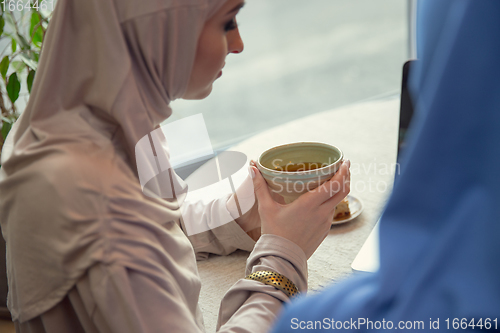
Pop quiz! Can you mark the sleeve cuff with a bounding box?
[246,234,308,292]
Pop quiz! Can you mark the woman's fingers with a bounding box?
[250,159,350,259]
[321,180,350,209]
[250,166,276,212]
[299,159,351,207]
[321,165,350,208]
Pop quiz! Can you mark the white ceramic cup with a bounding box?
[256,142,343,204]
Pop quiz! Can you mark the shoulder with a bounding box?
[1,141,137,225]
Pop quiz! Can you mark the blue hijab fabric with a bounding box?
[271,0,500,331]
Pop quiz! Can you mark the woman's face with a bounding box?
[183,0,245,100]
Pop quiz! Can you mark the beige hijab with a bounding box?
[0,0,227,322]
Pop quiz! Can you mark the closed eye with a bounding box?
[224,18,237,32]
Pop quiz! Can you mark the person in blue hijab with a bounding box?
[270,0,500,331]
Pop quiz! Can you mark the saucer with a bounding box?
[332,194,363,225]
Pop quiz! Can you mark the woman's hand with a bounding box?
[250,160,350,259]
[234,162,285,241]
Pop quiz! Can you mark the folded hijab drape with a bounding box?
[2,0,226,165]
[271,0,500,330]
[0,0,227,322]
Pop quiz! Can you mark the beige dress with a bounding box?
[2,129,309,333]
[2,133,307,333]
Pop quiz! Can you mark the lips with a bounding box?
[216,63,225,79]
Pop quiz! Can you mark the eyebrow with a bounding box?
[227,1,245,15]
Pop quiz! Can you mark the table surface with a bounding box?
[0,97,399,332]
[197,97,400,332]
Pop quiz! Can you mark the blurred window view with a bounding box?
[168,0,410,150]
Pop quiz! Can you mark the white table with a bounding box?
[197,97,400,332]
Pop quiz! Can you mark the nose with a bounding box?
[228,28,244,54]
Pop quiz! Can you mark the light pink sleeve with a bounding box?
[180,193,257,260]
[217,234,308,332]
[74,235,306,333]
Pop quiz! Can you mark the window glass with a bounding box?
[169,0,408,150]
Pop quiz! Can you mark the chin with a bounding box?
[184,86,213,100]
[198,87,213,100]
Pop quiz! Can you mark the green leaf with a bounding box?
[27,69,35,93]
[11,38,16,53]
[7,73,20,104]
[30,12,41,32]
[30,12,44,47]
[20,54,37,70]
[5,13,14,29]
[19,34,30,50]
[10,32,30,51]
[0,16,5,36]
[1,121,12,141]
[11,60,25,73]
[0,56,9,79]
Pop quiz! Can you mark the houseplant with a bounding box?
[0,2,52,166]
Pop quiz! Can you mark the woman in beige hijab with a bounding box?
[0,0,350,332]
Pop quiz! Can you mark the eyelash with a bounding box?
[224,19,237,32]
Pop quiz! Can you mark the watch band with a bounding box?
[245,270,299,298]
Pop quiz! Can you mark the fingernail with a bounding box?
[344,159,351,167]
[249,166,256,179]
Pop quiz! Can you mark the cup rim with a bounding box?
[257,141,344,176]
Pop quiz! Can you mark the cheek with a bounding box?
[197,31,227,76]
[184,27,228,99]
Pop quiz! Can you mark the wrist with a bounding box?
[245,271,299,298]
[246,227,261,242]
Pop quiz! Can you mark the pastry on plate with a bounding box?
[334,198,350,219]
